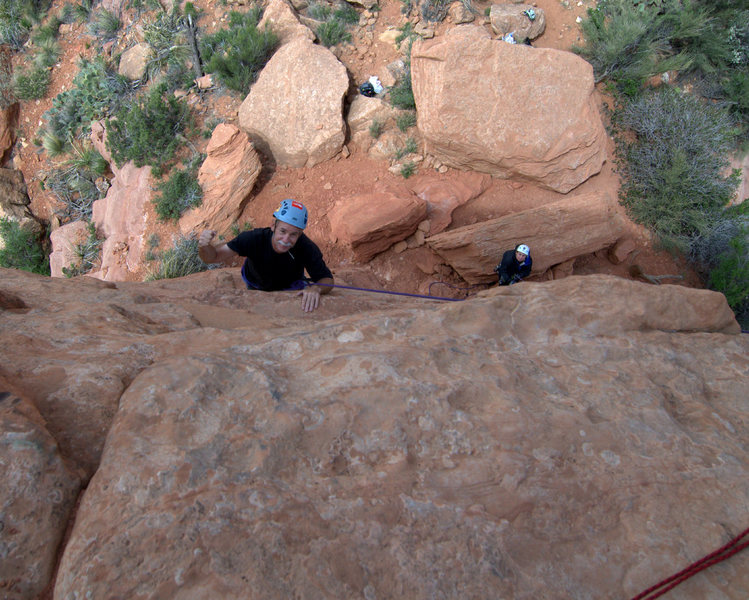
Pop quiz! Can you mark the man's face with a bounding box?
[515,251,527,262]
[271,220,303,253]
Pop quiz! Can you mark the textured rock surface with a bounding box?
[409,172,492,235]
[49,220,91,278]
[0,168,39,236]
[117,42,151,81]
[259,0,316,45]
[90,160,151,281]
[1,268,747,600]
[238,38,348,168]
[0,102,18,166]
[346,95,397,151]
[411,26,607,193]
[328,181,427,261]
[179,124,262,236]
[0,392,81,599]
[88,121,152,281]
[427,190,626,282]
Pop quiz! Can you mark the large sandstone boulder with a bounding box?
[427,190,626,282]
[0,392,81,599]
[179,124,262,236]
[238,38,349,168]
[411,26,607,193]
[328,181,427,261]
[258,0,315,45]
[118,42,152,81]
[91,161,151,281]
[1,268,747,598]
[0,270,737,599]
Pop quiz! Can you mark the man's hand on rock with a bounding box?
[298,285,322,313]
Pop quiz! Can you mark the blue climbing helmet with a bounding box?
[273,199,308,230]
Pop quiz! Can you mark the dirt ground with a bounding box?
[9,0,701,297]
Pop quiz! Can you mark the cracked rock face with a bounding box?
[1,268,747,599]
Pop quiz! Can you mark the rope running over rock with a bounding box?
[631,526,749,600]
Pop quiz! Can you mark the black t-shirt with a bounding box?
[227,228,333,291]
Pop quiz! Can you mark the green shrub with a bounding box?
[61,221,101,277]
[575,0,749,140]
[33,37,60,69]
[307,2,332,21]
[614,87,739,241]
[68,142,108,175]
[307,1,358,48]
[12,65,51,100]
[389,36,416,110]
[41,129,65,156]
[317,19,350,47]
[31,18,60,45]
[88,8,120,41]
[153,158,203,221]
[200,9,279,94]
[106,84,191,170]
[0,217,49,275]
[394,137,418,160]
[143,7,193,86]
[574,1,663,86]
[229,221,253,238]
[0,0,52,50]
[72,0,94,22]
[333,3,359,25]
[369,119,383,138]
[400,161,416,178]
[146,236,216,280]
[389,74,415,110]
[396,111,416,132]
[708,230,749,327]
[395,22,416,49]
[45,56,133,145]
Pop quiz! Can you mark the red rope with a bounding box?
[631,526,749,600]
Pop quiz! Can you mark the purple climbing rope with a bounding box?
[309,281,467,302]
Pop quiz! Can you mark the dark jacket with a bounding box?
[496,249,532,285]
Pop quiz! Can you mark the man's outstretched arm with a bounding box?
[198,229,239,264]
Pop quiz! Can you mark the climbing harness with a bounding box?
[630,526,749,600]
